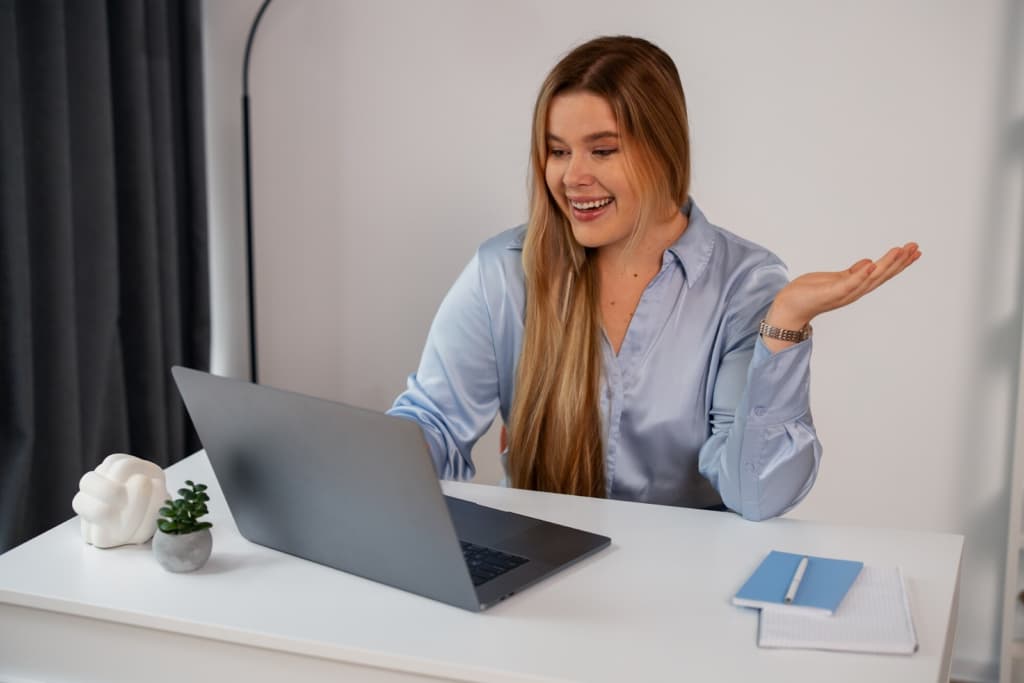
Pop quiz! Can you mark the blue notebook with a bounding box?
[732,550,863,615]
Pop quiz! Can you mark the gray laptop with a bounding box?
[171,366,610,612]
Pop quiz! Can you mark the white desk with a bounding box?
[0,451,962,683]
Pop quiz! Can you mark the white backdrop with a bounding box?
[203,1,1024,679]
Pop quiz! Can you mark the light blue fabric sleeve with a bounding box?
[387,251,500,480]
[697,265,822,521]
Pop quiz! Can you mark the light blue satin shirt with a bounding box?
[388,199,821,520]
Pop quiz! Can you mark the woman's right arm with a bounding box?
[387,251,501,480]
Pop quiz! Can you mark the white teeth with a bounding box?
[570,197,613,210]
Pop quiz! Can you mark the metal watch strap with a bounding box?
[758,319,812,343]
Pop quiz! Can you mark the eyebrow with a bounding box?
[547,131,620,144]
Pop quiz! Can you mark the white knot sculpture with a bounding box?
[71,453,170,548]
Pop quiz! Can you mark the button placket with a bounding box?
[603,339,624,495]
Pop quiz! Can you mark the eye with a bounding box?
[593,148,618,158]
[548,148,568,159]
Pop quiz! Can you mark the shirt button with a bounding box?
[745,463,756,473]
[753,407,766,417]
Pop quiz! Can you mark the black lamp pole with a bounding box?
[242,0,274,384]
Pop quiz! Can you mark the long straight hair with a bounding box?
[507,36,692,497]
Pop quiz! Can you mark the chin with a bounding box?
[569,225,607,249]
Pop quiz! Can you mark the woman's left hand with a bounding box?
[764,242,921,335]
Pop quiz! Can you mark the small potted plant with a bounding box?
[152,480,213,572]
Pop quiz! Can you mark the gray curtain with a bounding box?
[0,0,209,553]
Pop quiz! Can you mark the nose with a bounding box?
[563,153,593,188]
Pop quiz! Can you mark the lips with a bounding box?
[567,196,614,222]
[569,197,614,210]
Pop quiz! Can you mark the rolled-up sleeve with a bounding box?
[387,251,500,480]
[697,266,822,521]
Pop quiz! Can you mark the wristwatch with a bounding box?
[758,319,812,343]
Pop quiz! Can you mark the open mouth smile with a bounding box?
[569,197,614,210]
[568,196,614,221]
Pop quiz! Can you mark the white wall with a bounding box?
[202,1,1024,679]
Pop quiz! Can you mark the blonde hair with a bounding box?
[507,36,691,497]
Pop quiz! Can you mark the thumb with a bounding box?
[848,259,875,275]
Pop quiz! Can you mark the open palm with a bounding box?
[768,243,921,330]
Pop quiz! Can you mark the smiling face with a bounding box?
[544,91,641,253]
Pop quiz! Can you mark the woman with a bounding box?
[388,36,918,520]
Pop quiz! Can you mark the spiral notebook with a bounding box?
[757,566,918,655]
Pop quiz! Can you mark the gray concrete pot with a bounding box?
[152,528,212,572]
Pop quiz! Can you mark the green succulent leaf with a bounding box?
[160,481,212,528]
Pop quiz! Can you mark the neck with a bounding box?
[594,207,688,279]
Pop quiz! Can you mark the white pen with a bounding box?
[784,556,809,604]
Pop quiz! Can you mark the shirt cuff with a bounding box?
[744,335,813,425]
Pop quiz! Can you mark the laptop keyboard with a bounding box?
[460,540,529,586]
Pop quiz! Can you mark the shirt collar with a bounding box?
[506,196,715,286]
[664,197,715,286]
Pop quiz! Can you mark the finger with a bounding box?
[876,246,905,269]
[844,248,901,296]
[848,258,874,274]
[873,249,909,283]
[807,266,870,311]
[902,244,922,264]
[831,260,873,292]
[837,258,877,284]
[893,243,919,268]
[836,278,880,308]
[885,248,919,280]
[866,246,911,283]
[832,251,901,304]
[875,244,919,283]
[836,246,918,306]
[796,246,916,313]
[806,269,875,314]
